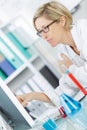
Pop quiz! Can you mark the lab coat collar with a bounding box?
[71,24,83,52]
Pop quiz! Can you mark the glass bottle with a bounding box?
[42,117,57,130]
[60,93,87,130]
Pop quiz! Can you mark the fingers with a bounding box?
[58,53,73,70]
[58,63,67,73]
[16,96,28,107]
[16,93,32,107]
[22,100,28,107]
[61,53,69,60]
[16,96,23,103]
[58,53,70,73]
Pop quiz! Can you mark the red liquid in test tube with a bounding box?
[66,70,87,95]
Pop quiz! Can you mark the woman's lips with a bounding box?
[47,39,52,43]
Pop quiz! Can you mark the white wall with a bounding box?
[73,0,87,21]
[0,0,86,39]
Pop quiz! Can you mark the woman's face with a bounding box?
[35,16,66,47]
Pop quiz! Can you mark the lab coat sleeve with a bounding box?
[68,19,87,89]
[69,63,87,89]
[44,87,62,107]
[44,74,80,107]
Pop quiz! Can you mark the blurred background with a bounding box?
[0,0,87,27]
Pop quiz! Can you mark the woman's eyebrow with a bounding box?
[37,25,46,31]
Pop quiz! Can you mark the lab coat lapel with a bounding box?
[71,25,83,52]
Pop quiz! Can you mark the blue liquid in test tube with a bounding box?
[60,93,87,129]
[43,118,57,130]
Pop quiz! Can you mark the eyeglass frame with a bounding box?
[36,19,58,37]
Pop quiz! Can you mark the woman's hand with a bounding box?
[58,53,73,73]
[16,93,33,107]
[16,92,52,107]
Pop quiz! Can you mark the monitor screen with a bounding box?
[40,65,59,89]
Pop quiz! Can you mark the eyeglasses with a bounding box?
[37,20,58,37]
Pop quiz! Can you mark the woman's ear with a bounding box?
[60,16,66,27]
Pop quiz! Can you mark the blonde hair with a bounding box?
[33,1,73,30]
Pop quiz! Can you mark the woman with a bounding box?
[17,1,87,107]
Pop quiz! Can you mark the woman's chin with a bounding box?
[50,42,59,47]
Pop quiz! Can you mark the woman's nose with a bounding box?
[41,32,48,40]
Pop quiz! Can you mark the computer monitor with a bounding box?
[0,78,34,129]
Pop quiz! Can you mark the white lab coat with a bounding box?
[44,19,87,107]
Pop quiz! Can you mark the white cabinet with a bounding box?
[0,16,60,129]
